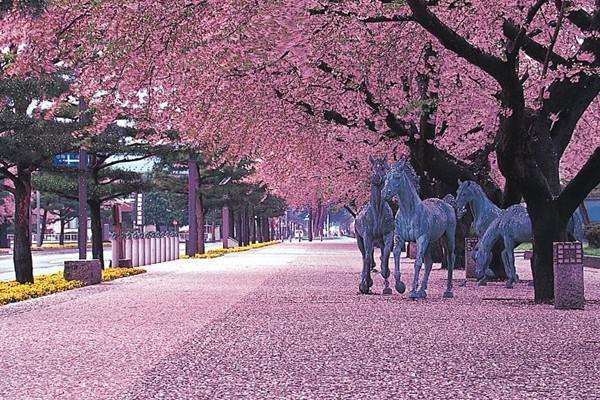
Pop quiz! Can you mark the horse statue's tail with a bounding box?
[573,209,586,243]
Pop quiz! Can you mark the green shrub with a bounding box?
[584,224,600,248]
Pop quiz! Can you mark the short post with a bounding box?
[132,233,139,268]
[166,232,172,261]
[161,234,167,262]
[150,233,157,265]
[138,232,145,266]
[156,233,163,263]
[110,233,120,269]
[124,233,133,261]
[554,242,585,310]
[465,237,479,279]
[144,234,151,265]
[174,233,179,259]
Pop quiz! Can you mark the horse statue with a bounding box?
[382,159,456,299]
[355,156,397,295]
[455,180,502,237]
[458,180,586,287]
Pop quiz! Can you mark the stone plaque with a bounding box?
[64,260,102,286]
[465,237,479,279]
[119,259,133,268]
[553,242,584,310]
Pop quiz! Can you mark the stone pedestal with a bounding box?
[144,237,151,265]
[554,242,584,310]
[64,260,102,285]
[465,237,479,279]
[119,259,132,268]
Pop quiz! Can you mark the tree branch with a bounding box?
[405,0,507,84]
[557,147,600,222]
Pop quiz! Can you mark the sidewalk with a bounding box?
[1,239,599,399]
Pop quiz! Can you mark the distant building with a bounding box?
[583,186,600,224]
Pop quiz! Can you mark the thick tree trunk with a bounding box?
[59,220,66,246]
[13,169,33,283]
[196,194,205,254]
[228,207,235,239]
[187,157,199,256]
[89,200,104,269]
[243,205,250,246]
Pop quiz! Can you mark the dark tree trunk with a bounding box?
[89,199,104,269]
[256,215,263,243]
[234,210,242,245]
[59,220,66,246]
[0,223,9,248]
[196,193,205,254]
[249,209,256,244]
[13,168,33,283]
[39,209,48,246]
[187,156,199,256]
[228,207,235,239]
[242,205,250,246]
[308,209,314,242]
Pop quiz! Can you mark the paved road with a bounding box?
[1,239,599,399]
[0,242,221,281]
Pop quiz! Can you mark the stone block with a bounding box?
[465,237,479,279]
[64,260,102,286]
[553,242,584,310]
[119,259,133,268]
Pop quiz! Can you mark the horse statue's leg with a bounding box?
[442,225,456,299]
[380,233,394,295]
[417,250,433,299]
[409,236,429,300]
[359,235,374,294]
[502,236,517,288]
[392,236,406,294]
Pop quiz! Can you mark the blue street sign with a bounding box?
[53,152,80,168]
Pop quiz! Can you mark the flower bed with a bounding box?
[0,268,146,306]
[181,240,279,260]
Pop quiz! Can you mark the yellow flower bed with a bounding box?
[181,240,279,260]
[0,268,146,306]
[102,267,146,282]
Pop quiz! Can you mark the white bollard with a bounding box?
[138,235,145,266]
[144,236,151,265]
[157,235,164,263]
[173,232,179,260]
[166,233,172,261]
[150,235,157,265]
[161,235,167,262]
[111,235,120,268]
[125,235,133,261]
[132,236,139,267]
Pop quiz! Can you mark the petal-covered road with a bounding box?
[1,239,599,399]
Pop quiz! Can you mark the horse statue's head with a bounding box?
[455,179,478,219]
[382,157,420,201]
[368,155,389,188]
